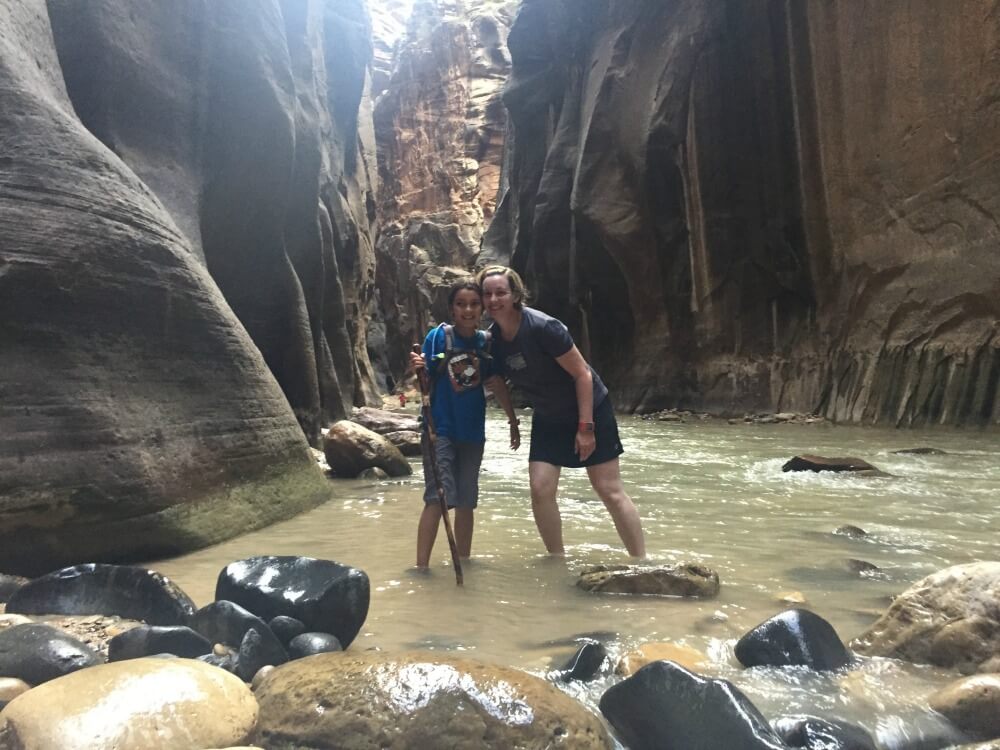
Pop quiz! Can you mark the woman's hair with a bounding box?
[447,278,482,307]
[476,265,527,309]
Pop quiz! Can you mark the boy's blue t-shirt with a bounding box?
[423,324,494,443]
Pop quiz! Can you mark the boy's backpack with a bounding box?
[433,324,492,394]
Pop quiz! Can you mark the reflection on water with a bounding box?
[152,412,999,739]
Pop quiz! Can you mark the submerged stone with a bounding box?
[928,674,1000,737]
[6,564,195,626]
[0,623,101,685]
[577,564,719,598]
[735,609,852,671]
[890,447,946,455]
[834,525,869,539]
[216,556,370,649]
[252,651,613,749]
[599,660,787,750]
[773,715,877,749]
[782,455,881,473]
[556,640,607,683]
[615,642,708,676]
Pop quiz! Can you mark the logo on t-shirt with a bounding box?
[447,351,482,392]
[505,352,527,372]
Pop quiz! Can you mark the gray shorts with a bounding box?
[422,434,485,509]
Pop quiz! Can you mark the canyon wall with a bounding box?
[485,0,1000,426]
[370,0,516,389]
[0,0,379,573]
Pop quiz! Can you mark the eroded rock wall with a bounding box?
[485,0,1000,426]
[0,0,377,574]
[371,0,516,388]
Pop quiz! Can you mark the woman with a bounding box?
[476,265,645,557]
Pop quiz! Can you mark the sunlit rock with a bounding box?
[600,660,787,750]
[852,562,1000,674]
[384,430,424,456]
[577,564,720,598]
[0,657,258,750]
[351,406,420,434]
[6,564,196,626]
[735,609,853,671]
[0,677,31,708]
[615,642,708,677]
[0,624,101,685]
[324,420,412,477]
[216,556,370,650]
[253,651,612,749]
[929,674,1000,738]
[772,715,877,750]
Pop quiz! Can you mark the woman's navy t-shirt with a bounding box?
[488,307,607,423]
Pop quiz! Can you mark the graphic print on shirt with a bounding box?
[505,352,527,372]
[447,350,482,393]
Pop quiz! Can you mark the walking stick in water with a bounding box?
[413,344,464,585]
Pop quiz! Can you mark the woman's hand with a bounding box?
[509,420,521,451]
[575,429,596,461]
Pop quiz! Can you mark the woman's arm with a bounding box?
[486,375,520,450]
[554,345,595,461]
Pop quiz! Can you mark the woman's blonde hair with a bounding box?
[476,265,528,310]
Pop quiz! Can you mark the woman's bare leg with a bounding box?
[529,461,565,554]
[586,458,646,557]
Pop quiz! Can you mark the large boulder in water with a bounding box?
[0,0,334,576]
[599,660,787,750]
[323,420,412,477]
[350,406,420,434]
[252,651,613,749]
[6,564,195,626]
[735,609,853,671]
[0,657,258,750]
[928,674,1000,739]
[216,556,370,649]
[577,563,720,598]
[852,562,1000,673]
[782,455,882,473]
[0,623,102,685]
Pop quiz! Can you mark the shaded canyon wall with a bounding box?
[484,0,1000,426]
[0,0,379,573]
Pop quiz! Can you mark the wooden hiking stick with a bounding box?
[413,344,464,585]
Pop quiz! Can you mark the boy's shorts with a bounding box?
[422,434,485,509]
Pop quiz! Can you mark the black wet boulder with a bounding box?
[557,640,608,683]
[735,609,852,671]
[599,660,788,750]
[191,600,287,671]
[0,624,101,684]
[216,556,369,648]
[288,632,343,659]
[108,625,212,661]
[6,564,195,626]
[268,616,307,646]
[773,715,877,750]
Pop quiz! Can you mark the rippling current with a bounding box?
[153,411,1000,746]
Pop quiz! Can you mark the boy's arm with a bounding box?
[486,375,520,451]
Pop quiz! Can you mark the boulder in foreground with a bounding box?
[735,609,853,671]
[577,564,720,598]
[253,651,613,749]
[0,657,257,750]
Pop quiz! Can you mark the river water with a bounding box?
[153,412,999,746]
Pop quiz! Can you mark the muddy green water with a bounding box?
[153,412,1000,746]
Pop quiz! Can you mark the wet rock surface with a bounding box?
[556,640,607,683]
[384,429,423,456]
[323,420,413,478]
[735,609,853,671]
[577,564,720,598]
[0,576,29,604]
[772,715,877,750]
[107,625,211,661]
[852,562,1000,673]
[600,660,787,750]
[191,601,287,673]
[252,651,613,749]
[216,556,370,649]
[6,564,196,626]
[287,632,343,659]
[350,406,420,434]
[928,674,1000,738]
[782,455,882,474]
[615,642,708,677]
[0,657,258,750]
[0,623,102,685]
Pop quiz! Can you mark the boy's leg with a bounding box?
[528,461,564,554]
[416,503,442,568]
[586,458,645,558]
[454,508,474,559]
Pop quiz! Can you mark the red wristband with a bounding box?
[577,421,595,433]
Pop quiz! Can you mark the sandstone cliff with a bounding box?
[370,0,516,387]
[485,0,1000,426]
[0,0,378,573]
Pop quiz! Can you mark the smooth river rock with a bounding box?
[772,715,877,750]
[852,562,1000,673]
[599,660,787,750]
[323,420,412,478]
[216,556,370,649]
[736,609,853,671]
[0,623,102,685]
[350,406,420,434]
[191,601,287,673]
[0,657,258,750]
[6,564,196,626]
[107,625,211,661]
[252,651,613,749]
[928,674,1000,738]
[782,455,881,473]
[577,563,720,598]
